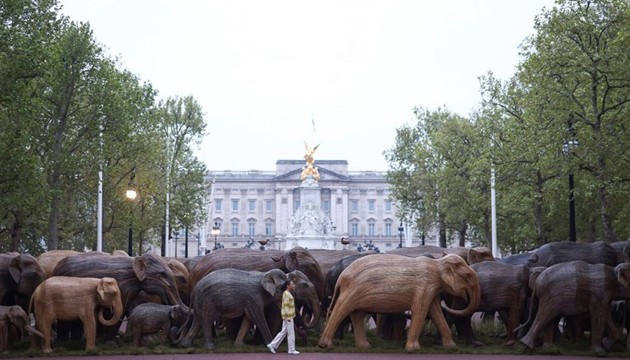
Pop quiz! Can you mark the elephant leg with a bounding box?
[428,299,456,349]
[40,320,53,353]
[349,311,370,348]
[405,300,432,352]
[83,314,96,351]
[521,305,555,348]
[201,319,216,350]
[541,317,559,347]
[234,317,252,346]
[504,304,523,346]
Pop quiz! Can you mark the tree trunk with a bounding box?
[599,184,617,242]
[534,170,546,247]
[438,213,447,247]
[458,220,467,247]
[10,213,21,252]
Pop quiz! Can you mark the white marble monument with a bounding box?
[284,143,336,249]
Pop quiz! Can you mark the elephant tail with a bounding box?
[514,282,537,334]
[174,307,196,346]
[326,281,341,323]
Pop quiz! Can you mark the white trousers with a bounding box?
[269,318,296,352]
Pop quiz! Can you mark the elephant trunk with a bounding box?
[441,276,481,317]
[25,325,44,339]
[98,295,124,327]
[303,295,321,329]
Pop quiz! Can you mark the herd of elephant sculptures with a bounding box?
[1,240,630,354]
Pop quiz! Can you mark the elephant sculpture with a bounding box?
[36,250,80,279]
[318,254,481,352]
[178,268,288,349]
[520,258,630,352]
[127,303,188,347]
[526,241,624,268]
[52,253,185,342]
[0,305,43,352]
[189,247,324,301]
[452,261,531,346]
[0,253,46,312]
[30,276,123,353]
[388,245,494,264]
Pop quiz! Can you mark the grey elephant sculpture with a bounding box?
[0,305,43,352]
[520,257,630,352]
[452,261,531,346]
[526,241,624,268]
[127,303,189,347]
[0,253,46,312]
[178,268,287,349]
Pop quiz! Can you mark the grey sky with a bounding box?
[59,0,554,171]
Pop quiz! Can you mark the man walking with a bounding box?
[267,280,300,355]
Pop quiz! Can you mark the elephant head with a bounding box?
[0,305,43,339]
[288,270,321,329]
[133,254,185,307]
[438,254,481,317]
[272,247,324,300]
[96,277,124,327]
[261,269,288,300]
[0,254,46,311]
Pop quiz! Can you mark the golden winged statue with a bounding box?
[301,142,321,181]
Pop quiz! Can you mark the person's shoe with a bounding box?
[267,344,276,354]
[288,350,300,355]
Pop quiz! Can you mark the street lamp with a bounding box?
[125,189,137,256]
[398,223,404,248]
[211,223,221,250]
[563,124,579,242]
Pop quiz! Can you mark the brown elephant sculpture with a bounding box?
[30,276,123,353]
[0,304,43,352]
[318,253,480,352]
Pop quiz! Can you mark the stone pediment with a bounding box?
[273,166,350,182]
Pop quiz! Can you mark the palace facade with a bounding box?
[188,159,415,254]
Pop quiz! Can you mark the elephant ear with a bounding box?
[8,256,22,283]
[616,264,630,289]
[262,269,287,297]
[466,249,482,265]
[285,251,299,272]
[438,255,458,291]
[132,256,148,282]
[97,278,107,300]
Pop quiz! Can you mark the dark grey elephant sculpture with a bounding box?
[0,253,46,312]
[520,257,630,352]
[526,241,624,268]
[178,268,287,349]
[452,261,531,346]
[189,247,324,302]
[128,303,188,347]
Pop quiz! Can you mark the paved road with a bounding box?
[10,354,630,360]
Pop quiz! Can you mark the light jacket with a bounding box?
[281,289,296,320]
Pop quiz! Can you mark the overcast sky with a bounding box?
[59,0,554,171]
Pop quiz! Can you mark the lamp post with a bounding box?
[125,189,137,256]
[174,229,179,258]
[398,223,404,248]
[563,124,579,242]
[211,223,221,250]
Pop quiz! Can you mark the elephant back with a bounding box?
[527,241,621,268]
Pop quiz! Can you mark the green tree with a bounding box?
[518,0,630,242]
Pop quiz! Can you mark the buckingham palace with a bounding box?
[188,159,415,254]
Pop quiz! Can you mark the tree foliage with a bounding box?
[386,0,630,253]
[0,0,208,254]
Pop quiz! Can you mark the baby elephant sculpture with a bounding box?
[128,303,189,347]
[0,305,43,352]
[30,276,123,353]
